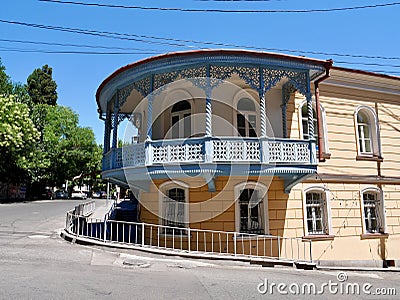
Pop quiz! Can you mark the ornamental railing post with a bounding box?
[204,137,213,163]
[260,137,269,164]
[145,141,153,166]
[310,140,317,164]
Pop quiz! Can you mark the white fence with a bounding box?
[65,211,312,263]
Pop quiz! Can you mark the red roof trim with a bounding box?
[331,65,400,81]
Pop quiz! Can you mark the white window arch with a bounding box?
[299,100,329,156]
[302,187,332,236]
[171,100,192,139]
[233,92,259,137]
[354,106,380,157]
[234,182,268,234]
[360,187,386,234]
[158,181,189,233]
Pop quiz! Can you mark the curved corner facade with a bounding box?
[96,50,400,267]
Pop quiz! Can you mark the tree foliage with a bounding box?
[1,59,103,196]
[28,105,101,187]
[27,65,58,105]
[0,94,40,180]
[0,58,13,95]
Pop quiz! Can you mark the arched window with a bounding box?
[360,188,385,234]
[355,106,380,157]
[299,101,329,156]
[236,98,257,137]
[159,181,189,234]
[234,182,268,234]
[171,100,191,139]
[303,187,331,236]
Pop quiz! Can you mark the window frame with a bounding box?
[158,181,189,233]
[354,106,381,159]
[170,100,192,139]
[298,100,330,157]
[234,182,269,235]
[233,93,260,138]
[360,187,386,235]
[302,187,332,237]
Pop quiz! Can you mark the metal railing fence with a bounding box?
[65,211,312,262]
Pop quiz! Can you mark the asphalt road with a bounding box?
[0,199,399,300]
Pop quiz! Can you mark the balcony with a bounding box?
[103,136,316,174]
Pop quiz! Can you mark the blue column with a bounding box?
[146,75,154,140]
[259,67,267,137]
[112,92,119,149]
[103,101,112,154]
[205,65,212,137]
[281,103,287,138]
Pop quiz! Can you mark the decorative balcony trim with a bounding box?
[103,136,316,174]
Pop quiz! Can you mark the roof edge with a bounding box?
[96,49,333,104]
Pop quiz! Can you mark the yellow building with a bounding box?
[97,50,400,267]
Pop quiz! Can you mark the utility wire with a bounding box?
[0,46,158,55]
[1,18,400,62]
[39,0,400,13]
[0,38,161,52]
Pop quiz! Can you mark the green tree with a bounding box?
[0,94,40,181]
[27,65,58,105]
[0,58,13,95]
[29,105,101,187]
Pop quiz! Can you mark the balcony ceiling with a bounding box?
[96,49,332,114]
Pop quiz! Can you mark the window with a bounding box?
[239,189,263,234]
[235,182,268,235]
[171,100,191,139]
[159,182,188,234]
[303,188,331,236]
[299,101,329,155]
[361,189,385,234]
[354,106,380,157]
[236,98,257,137]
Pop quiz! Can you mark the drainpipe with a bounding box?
[314,61,332,162]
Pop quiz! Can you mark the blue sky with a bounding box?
[1,0,399,144]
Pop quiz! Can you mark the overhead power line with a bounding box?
[0,46,158,55]
[0,38,161,52]
[39,0,400,13]
[1,18,400,62]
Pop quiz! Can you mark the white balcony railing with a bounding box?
[102,137,316,171]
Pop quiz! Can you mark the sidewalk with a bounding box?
[88,199,115,221]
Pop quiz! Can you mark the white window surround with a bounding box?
[360,187,386,234]
[302,186,333,236]
[158,181,189,230]
[298,100,330,155]
[234,182,269,234]
[354,106,381,158]
[153,88,195,140]
[232,91,260,137]
[171,100,192,139]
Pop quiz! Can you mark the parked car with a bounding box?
[92,191,101,198]
[54,190,69,199]
[70,190,87,199]
[40,189,53,200]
